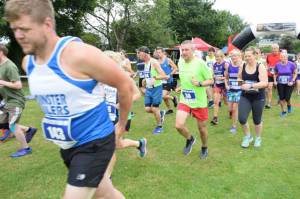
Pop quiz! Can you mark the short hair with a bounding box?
[155,47,165,52]
[5,0,55,25]
[104,51,124,67]
[230,49,241,57]
[137,46,150,54]
[180,40,195,50]
[0,44,8,56]
[215,50,224,57]
[271,43,279,49]
[208,47,215,53]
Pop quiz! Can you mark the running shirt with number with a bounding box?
[213,61,226,86]
[266,53,280,77]
[295,61,300,75]
[160,58,173,84]
[136,60,145,78]
[206,56,215,70]
[25,36,114,149]
[228,64,240,91]
[178,57,212,108]
[144,59,162,88]
[275,61,295,84]
[104,85,118,123]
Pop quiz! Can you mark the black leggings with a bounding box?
[277,84,293,101]
[238,96,265,125]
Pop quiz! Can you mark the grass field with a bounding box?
[0,88,300,199]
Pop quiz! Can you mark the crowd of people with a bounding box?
[1,0,300,198]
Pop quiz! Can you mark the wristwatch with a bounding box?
[250,83,254,89]
[198,81,203,87]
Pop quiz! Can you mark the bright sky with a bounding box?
[213,0,299,25]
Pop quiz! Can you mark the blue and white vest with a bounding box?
[26,36,114,149]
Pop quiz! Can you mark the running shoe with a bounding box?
[152,126,163,134]
[287,105,292,113]
[172,96,178,107]
[25,127,37,143]
[138,138,147,158]
[219,101,222,107]
[0,129,11,141]
[160,110,166,125]
[280,111,287,117]
[241,135,253,148]
[200,147,208,159]
[10,147,32,158]
[229,127,237,134]
[254,137,262,147]
[165,109,174,115]
[183,136,195,155]
[210,117,218,125]
[265,104,271,109]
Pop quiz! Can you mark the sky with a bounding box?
[213,0,299,25]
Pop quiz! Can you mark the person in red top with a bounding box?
[265,43,280,108]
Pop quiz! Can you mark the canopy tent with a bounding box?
[175,37,217,51]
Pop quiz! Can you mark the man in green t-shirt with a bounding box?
[175,40,213,159]
[0,44,37,158]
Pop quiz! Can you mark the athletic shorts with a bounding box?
[277,84,294,101]
[213,86,226,95]
[138,78,145,88]
[227,90,242,103]
[297,75,300,80]
[268,76,274,82]
[178,103,208,122]
[60,133,115,188]
[144,85,163,107]
[0,106,23,127]
[162,83,172,91]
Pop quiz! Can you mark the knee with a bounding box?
[145,107,152,113]
[238,115,247,125]
[175,122,184,131]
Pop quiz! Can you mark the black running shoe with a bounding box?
[183,136,195,155]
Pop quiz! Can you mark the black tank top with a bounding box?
[241,63,265,100]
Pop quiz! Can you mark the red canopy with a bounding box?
[191,37,216,51]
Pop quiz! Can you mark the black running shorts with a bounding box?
[60,133,115,187]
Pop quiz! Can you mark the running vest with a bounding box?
[241,63,265,99]
[26,36,114,149]
[160,58,173,84]
[213,61,226,85]
[136,60,145,78]
[104,85,118,123]
[144,59,162,88]
[206,56,215,69]
[228,64,240,91]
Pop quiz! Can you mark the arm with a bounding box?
[273,65,278,85]
[168,58,178,76]
[224,63,229,89]
[0,80,22,89]
[152,60,167,80]
[131,78,141,101]
[255,64,268,89]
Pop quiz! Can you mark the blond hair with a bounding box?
[104,51,124,68]
[230,49,241,57]
[5,0,55,25]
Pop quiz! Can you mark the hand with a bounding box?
[191,76,199,86]
[0,80,5,87]
[225,85,229,90]
[142,79,146,87]
[288,81,294,86]
[114,122,125,148]
[241,83,251,90]
[175,87,181,93]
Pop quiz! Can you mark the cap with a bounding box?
[137,46,150,54]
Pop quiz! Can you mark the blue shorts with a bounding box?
[227,90,242,103]
[144,85,163,107]
[297,75,300,80]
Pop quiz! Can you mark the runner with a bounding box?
[274,51,297,116]
[224,49,242,134]
[175,40,213,159]
[295,52,300,95]
[211,50,229,125]
[205,47,216,108]
[238,47,268,148]
[5,0,133,198]
[265,44,280,109]
[156,47,178,115]
[137,46,167,134]
[0,44,37,157]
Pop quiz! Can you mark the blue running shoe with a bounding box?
[280,111,287,117]
[241,135,253,148]
[25,127,37,143]
[0,129,11,141]
[10,147,32,158]
[153,126,163,134]
[138,138,147,158]
[287,105,292,113]
[183,136,195,155]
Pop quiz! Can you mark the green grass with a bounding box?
[1,89,300,199]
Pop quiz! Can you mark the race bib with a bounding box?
[229,79,240,90]
[139,71,145,78]
[244,80,259,93]
[215,74,224,84]
[42,117,76,149]
[278,75,289,84]
[182,89,196,103]
[297,67,300,74]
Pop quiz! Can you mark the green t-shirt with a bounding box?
[0,59,25,109]
[178,57,212,108]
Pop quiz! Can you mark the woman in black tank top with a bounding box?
[237,47,268,148]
